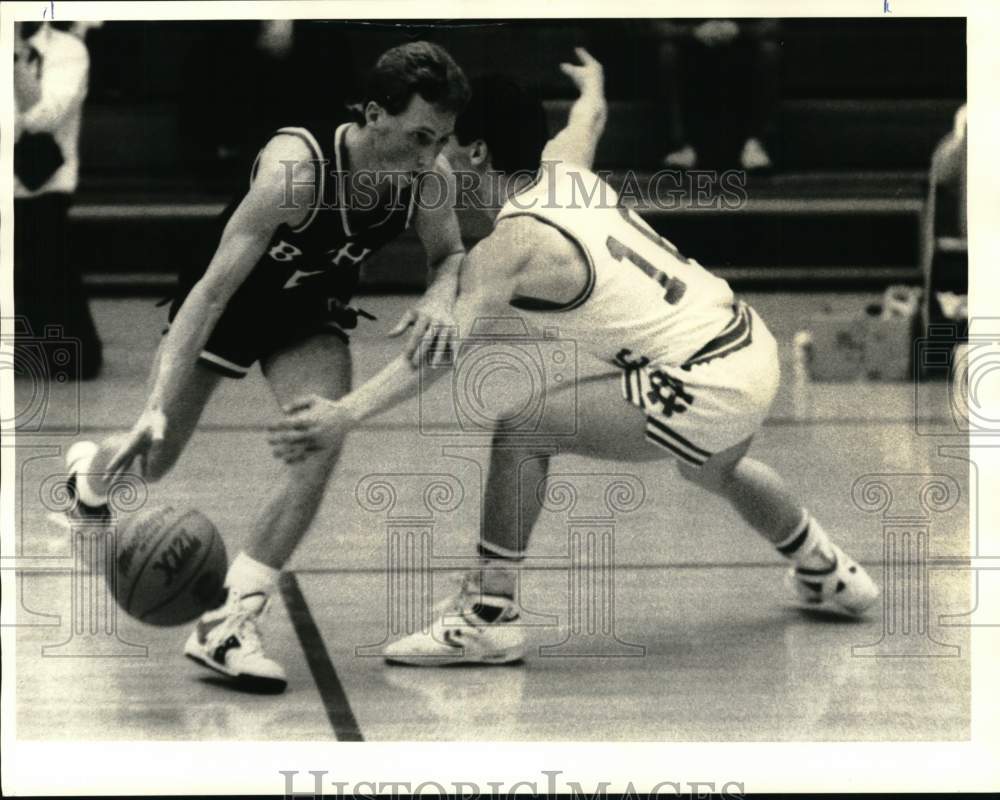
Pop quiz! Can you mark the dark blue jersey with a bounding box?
[218,120,416,300]
[174,120,416,309]
[167,119,420,375]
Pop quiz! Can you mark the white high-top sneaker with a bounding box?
[384,582,525,666]
[184,589,287,692]
[785,541,880,616]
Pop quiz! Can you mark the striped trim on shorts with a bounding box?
[681,302,754,370]
[618,302,755,467]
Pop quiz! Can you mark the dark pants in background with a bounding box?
[14,193,103,380]
[179,21,358,188]
[655,24,781,167]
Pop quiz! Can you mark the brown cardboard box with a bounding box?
[806,303,915,382]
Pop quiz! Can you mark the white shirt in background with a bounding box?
[15,24,89,197]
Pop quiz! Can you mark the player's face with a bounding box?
[367,94,455,180]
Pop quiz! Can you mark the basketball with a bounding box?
[110,505,228,626]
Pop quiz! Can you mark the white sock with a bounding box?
[68,441,107,506]
[775,511,835,570]
[225,552,280,598]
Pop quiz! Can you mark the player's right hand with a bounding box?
[267,394,354,463]
[107,407,167,479]
[559,47,605,98]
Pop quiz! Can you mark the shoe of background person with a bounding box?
[740,137,773,171]
[662,143,698,169]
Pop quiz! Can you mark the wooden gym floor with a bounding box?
[9,293,971,741]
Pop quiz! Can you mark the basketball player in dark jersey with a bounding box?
[62,42,470,691]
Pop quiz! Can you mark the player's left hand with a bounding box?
[267,394,353,463]
[387,295,457,369]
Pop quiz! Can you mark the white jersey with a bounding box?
[496,162,735,368]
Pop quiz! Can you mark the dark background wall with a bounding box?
[68,18,966,290]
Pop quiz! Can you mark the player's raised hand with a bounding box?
[106,407,167,479]
[267,393,353,463]
[559,47,605,98]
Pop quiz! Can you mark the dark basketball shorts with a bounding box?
[165,275,372,379]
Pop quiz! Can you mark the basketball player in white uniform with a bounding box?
[269,50,880,664]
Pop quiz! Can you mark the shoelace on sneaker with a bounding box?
[426,575,472,616]
[233,612,264,655]
[213,596,270,656]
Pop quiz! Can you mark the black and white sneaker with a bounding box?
[383,580,525,666]
[184,589,287,693]
[786,542,880,616]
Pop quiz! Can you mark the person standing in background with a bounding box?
[654,19,780,172]
[180,20,358,187]
[14,20,102,379]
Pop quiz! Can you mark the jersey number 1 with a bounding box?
[606,207,688,305]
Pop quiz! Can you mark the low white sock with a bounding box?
[225,552,280,598]
[775,511,835,570]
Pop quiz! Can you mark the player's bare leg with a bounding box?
[473,373,659,599]
[384,374,654,664]
[676,443,878,614]
[676,437,804,546]
[185,333,351,691]
[252,333,352,567]
[536,372,875,614]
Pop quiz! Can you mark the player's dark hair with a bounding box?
[454,74,549,174]
[364,41,470,118]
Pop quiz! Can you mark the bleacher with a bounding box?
[72,19,966,292]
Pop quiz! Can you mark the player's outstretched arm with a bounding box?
[541,47,607,171]
[107,138,315,476]
[268,225,529,463]
[388,154,466,367]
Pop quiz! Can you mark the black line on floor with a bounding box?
[279,572,364,742]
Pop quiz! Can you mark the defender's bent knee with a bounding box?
[677,437,753,492]
[679,460,732,493]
